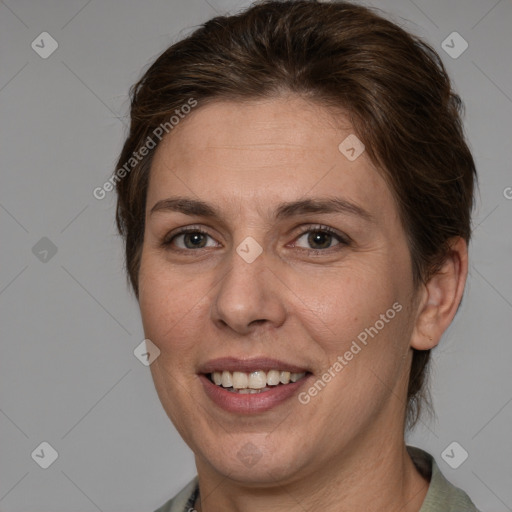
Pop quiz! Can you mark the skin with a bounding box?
[138,96,468,512]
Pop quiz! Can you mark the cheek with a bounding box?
[308,293,411,425]
[293,263,403,351]
[138,251,205,354]
[291,260,413,417]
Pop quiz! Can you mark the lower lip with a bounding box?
[199,374,311,414]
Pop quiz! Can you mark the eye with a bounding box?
[293,225,348,251]
[162,224,349,253]
[163,227,218,250]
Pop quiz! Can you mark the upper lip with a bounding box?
[199,357,310,374]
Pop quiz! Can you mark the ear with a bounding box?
[410,237,468,351]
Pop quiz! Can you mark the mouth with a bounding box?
[198,357,312,413]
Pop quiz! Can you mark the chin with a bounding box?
[196,436,309,486]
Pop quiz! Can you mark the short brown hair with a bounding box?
[114,0,477,429]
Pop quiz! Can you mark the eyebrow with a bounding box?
[149,196,373,222]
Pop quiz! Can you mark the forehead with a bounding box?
[147,96,397,224]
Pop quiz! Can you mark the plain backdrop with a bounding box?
[1,0,511,510]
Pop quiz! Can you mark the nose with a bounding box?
[211,241,287,335]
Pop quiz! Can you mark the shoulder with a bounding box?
[407,445,482,512]
[153,476,199,512]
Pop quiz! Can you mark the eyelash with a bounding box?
[162,224,349,253]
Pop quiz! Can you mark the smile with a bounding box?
[198,357,312,413]
[209,370,307,393]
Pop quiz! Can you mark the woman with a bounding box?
[114,1,480,510]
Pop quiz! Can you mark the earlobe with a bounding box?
[410,237,468,351]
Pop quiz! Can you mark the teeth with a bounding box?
[248,371,266,389]
[266,370,281,386]
[221,370,232,388]
[232,371,248,389]
[210,369,306,390]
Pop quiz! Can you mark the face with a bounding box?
[139,96,420,485]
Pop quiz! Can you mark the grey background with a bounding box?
[1,0,511,510]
